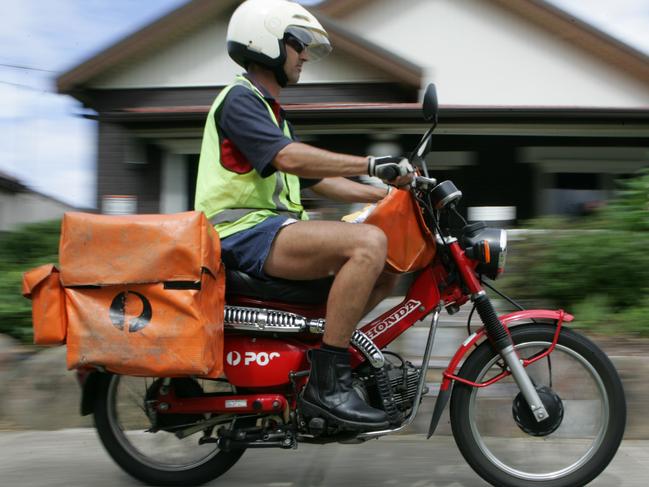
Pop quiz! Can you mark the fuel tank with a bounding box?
[223,335,310,387]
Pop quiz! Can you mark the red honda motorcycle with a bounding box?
[80,85,626,487]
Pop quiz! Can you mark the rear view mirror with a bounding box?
[416,136,432,158]
[423,83,438,123]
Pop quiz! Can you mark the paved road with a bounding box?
[1,430,647,487]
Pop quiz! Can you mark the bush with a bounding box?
[499,170,649,336]
[598,168,649,232]
[0,220,61,343]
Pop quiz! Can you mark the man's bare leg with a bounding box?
[264,220,387,347]
[363,271,399,317]
[264,219,390,429]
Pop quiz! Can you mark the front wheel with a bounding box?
[450,324,626,487]
[93,374,248,486]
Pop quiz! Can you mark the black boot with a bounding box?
[301,347,389,431]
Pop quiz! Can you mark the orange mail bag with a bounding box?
[365,189,436,273]
[59,211,225,377]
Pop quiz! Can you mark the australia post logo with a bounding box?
[109,291,152,333]
[365,299,422,340]
[226,351,280,367]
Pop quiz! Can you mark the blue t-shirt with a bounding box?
[217,76,320,188]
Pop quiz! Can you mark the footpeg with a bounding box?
[217,426,296,450]
[198,436,218,445]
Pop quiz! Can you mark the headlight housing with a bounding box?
[460,222,507,280]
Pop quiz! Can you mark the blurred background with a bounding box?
[1,0,648,445]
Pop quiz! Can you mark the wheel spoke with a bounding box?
[451,326,625,487]
[94,374,251,485]
[108,376,222,470]
[469,342,607,480]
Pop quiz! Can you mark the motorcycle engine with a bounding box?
[384,354,425,412]
[357,352,425,414]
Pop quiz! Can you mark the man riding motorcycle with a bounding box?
[195,0,413,431]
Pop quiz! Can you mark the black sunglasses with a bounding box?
[284,34,306,54]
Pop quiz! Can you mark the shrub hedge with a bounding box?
[498,169,649,336]
[1,169,648,342]
[0,220,61,342]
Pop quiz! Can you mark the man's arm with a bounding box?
[310,177,387,203]
[274,142,367,178]
[274,142,414,189]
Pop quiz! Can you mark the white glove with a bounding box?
[367,156,414,183]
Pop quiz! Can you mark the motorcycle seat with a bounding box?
[225,269,332,305]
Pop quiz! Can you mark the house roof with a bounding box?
[317,0,649,86]
[317,14,422,88]
[97,102,649,128]
[0,170,81,209]
[56,0,423,96]
[57,0,239,95]
[55,0,649,116]
[0,170,27,193]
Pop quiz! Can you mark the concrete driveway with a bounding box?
[1,430,647,487]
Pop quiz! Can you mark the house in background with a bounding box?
[0,170,77,231]
[57,0,649,223]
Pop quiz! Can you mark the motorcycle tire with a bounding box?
[450,324,626,487]
[93,373,247,487]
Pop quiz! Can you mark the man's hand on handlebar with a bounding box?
[367,156,415,187]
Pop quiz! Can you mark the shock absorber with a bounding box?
[473,292,511,352]
[473,291,550,423]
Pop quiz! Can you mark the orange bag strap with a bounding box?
[409,191,435,241]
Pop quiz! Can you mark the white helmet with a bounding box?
[227,0,332,86]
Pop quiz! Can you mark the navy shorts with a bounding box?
[220,216,297,280]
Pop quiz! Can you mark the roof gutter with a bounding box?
[95,104,649,125]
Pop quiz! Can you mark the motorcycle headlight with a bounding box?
[461,223,507,280]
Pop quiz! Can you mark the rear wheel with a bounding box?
[94,374,248,486]
[450,324,626,487]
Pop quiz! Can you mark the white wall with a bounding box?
[90,0,649,106]
[91,17,390,89]
[0,191,75,231]
[340,0,649,107]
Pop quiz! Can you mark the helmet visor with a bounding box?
[284,25,332,63]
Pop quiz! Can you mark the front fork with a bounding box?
[447,240,549,422]
[473,291,549,422]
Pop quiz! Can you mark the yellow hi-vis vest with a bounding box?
[195,75,307,239]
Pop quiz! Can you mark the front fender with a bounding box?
[444,309,573,385]
[500,309,573,327]
[427,309,571,437]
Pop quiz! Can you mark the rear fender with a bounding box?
[77,370,107,416]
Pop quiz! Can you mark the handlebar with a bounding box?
[413,176,437,190]
[381,166,400,182]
